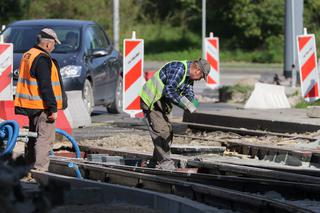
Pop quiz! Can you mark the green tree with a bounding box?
[25,0,113,30]
[206,0,284,50]
[0,0,29,25]
[304,0,320,31]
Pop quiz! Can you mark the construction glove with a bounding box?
[180,96,197,113]
[192,99,199,108]
[178,100,186,110]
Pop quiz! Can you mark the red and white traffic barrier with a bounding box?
[123,31,145,118]
[0,43,29,129]
[297,28,320,102]
[0,43,13,100]
[205,32,220,89]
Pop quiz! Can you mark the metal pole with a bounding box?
[291,0,296,87]
[132,31,136,40]
[202,0,206,59]
[284,0,303,79]
[0,25,5,43]
[113,0,120,51]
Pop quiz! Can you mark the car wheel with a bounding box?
[107,76,123,114]
[82,79,94,114]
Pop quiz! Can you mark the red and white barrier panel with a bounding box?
[297,29,320,102]
[0,43,13,100]
[123,31,145,118]
[205,32,220,89]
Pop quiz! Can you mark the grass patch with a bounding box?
[122,23,202,61]
[145,47,284,63]
[219,84,254,103]
[295,99,320,108]
[145,48,201,61]
[121,23,284,63]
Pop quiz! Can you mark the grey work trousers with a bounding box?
[25,111,55,171]
[141,100,173,167]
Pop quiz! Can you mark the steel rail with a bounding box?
[180,122,316,141]
[64,157,320,201]
[116,121,316,141]
[188,160,320,184]
[212,159,320,177]
[174,133,316,167]
[48,157,313,213]
[78,145,320,178]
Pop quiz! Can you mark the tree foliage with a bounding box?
[24,0,113,30]
[1,0,320,61]
[304,0,320,31]
[0,0,29,25]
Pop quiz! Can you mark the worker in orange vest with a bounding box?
[15,28,67,172]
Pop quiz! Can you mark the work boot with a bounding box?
[20,172,37,183]
[144,159,157,168]
[156,159,176,171]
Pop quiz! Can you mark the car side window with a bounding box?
[84,27,96,55]
[92,25,110,49]
[85,25,110,55]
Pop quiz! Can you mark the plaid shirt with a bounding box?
[159,61,195,105]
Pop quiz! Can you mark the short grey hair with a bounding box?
[37,35,54,45]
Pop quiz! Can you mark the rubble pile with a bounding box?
[0,155,50,213]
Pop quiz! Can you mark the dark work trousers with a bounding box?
[25,111,55,171]
[141,99,174,168]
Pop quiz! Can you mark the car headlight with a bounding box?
[13,69,19,78]
[60,65,82,78]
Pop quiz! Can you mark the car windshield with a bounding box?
[2,26,81,53]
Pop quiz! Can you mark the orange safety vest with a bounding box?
[14,48,63,110]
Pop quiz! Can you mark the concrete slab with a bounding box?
[244,83,290,109]
[307,106,320,118]
[184,105,320,133]
[65,91,91,129]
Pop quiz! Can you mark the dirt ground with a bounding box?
[13,126,320,160]
[75,127,320,154]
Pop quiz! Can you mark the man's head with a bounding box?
[190,59,210,81]
[65,32,78,47]
[37,28,61,53]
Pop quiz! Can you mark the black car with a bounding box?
[2,19,123,114]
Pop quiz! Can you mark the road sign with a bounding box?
[297,31,320,102]
[205,33,220,89]
[123,31,145,117]
[0,43,13,100]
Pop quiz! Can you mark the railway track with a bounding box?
[110,121,320,167]
[59,157,320,201]
[76,145,320,189]
[45,157,316,213]
[48,116,320,212]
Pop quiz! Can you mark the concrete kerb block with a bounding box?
[245,83,291,109]
[307,106,320,118]
[64,91,91,128]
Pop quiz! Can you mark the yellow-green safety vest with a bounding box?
[139,60,188,110]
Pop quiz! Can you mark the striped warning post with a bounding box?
[123,31,145,117]
[0,43,13,100]
[297,31,320,102]
[205,32,220,89]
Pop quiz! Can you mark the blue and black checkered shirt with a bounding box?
[159,61,195,105]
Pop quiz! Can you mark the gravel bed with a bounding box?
[74,127,320,155]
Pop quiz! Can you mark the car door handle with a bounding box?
[104,59,117,66]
